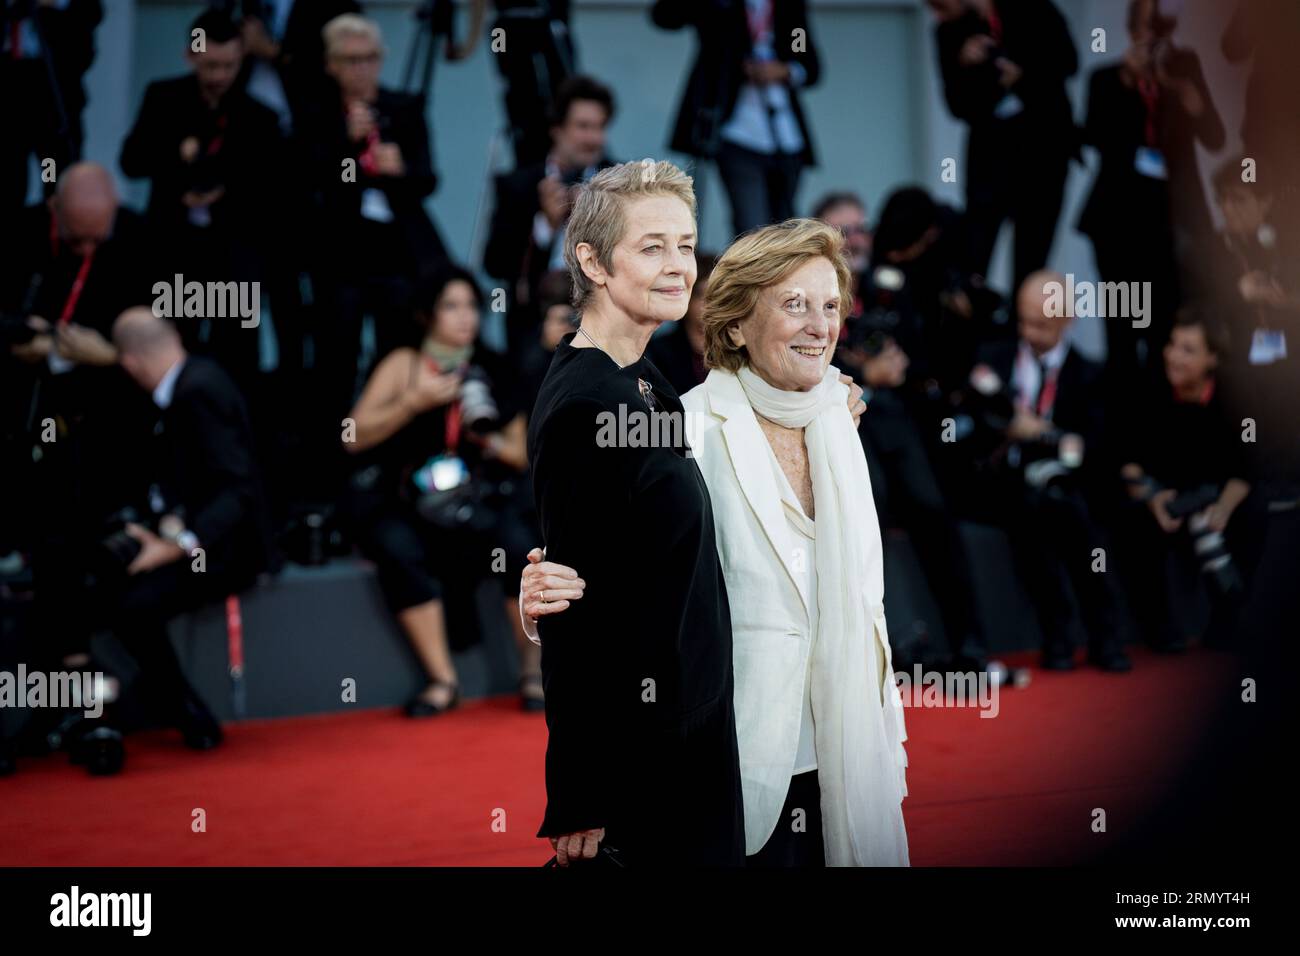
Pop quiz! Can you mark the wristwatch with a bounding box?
[163,526,200,554]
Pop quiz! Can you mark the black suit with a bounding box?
[934,0,1077,289]
[120,74,287,379]
[155,357,274,583]
[0,203,156,538]
[89,356,273,734]
[968,339,1124,662]
[298,86,448,410]
[652,0,820,235]
[0,0,102,211]
[120,74,284,237]
[652,0,819,164]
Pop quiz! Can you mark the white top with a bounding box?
[718,0,807,156]
[769,451,817,774]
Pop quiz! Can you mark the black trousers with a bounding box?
[1002,480,1124,660]
[965,142,1069,291]
[746,770,826,868]
[715,140,803,238]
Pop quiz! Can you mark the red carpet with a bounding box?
[0,646,1228,866]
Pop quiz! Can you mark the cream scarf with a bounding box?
[736,363,909,866]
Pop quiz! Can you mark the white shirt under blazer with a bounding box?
[681,366,909,862]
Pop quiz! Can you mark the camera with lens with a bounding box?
[1125,477,1244,598]
[459,366,500,434]
[410,366,505,533]
[1168,484,1244,598]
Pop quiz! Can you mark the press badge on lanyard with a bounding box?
[993,92,1024,119]
[1135,146,1168,180]
[1249,328,1287,365]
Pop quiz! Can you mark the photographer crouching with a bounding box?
[13,308,274,776]
[1117,311,1250,651]
[342,266,544,716]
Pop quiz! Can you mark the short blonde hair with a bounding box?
[322,13,383,58]
[563,160,697,311]
[702,219,854,373]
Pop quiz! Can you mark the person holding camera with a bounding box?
[827,188,996,675]
[119,9,286,385]
[964,271,1130,672]
[1117,311,1249,652]
[927,0,1078,291]
[343,266,543,715]
[301,13,448,415]
[1077,0,1223,411]
[34,306,275,775]
[483,75,617,359]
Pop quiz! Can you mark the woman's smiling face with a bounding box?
[599,194,697,325]
[731,256,842,392]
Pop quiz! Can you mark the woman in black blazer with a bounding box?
[522,160,746,866]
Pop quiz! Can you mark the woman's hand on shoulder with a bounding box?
[841,373,866,426]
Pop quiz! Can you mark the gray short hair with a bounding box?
[562,160,697,311]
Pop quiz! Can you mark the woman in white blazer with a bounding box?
[524,218,909,866]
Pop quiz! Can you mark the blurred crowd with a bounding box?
[1,0,1297,776]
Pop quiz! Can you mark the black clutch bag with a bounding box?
[543,845,626,868]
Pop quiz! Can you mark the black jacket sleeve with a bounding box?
[171,379,259,551]
[532,397,632,837]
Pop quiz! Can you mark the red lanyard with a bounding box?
[1035,365,1059,417]
[10,19,22,60]
[49,215,95,326]
[206,112,229,157]
[986,2,1003,45]
[745,0,773,45]
[1137,77,1160,147]
[424,357,463,453]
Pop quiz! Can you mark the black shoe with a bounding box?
[69,726,126,776]
[176,694,224,750]
[1088,648,1133,672]
[405,680,460,718]
[519,674,545,713]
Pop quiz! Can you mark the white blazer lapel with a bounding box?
[705,371,809,617]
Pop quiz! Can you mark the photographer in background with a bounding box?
[1076,0,1223,411]
[1,163,154,619]
[483,74,617,358]
[0,0,102,213]
[964,271,1130,672]
[18,307,273,776]
[1117,311,1249,652]
[343,267,544,716]
[829,188,993,675]
[119,8,285,384]
[927,0,1078,290]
